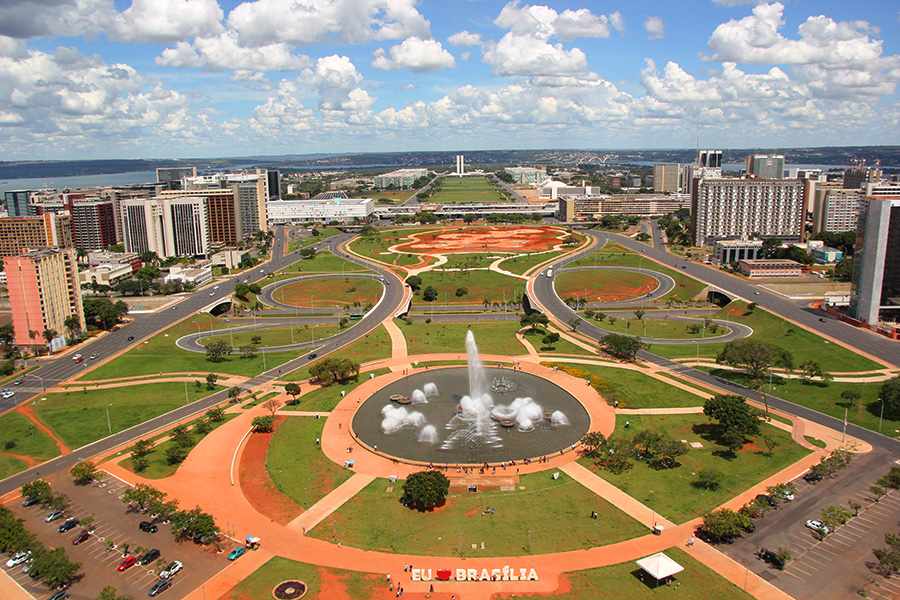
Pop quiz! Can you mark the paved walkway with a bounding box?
[286,472,375,534]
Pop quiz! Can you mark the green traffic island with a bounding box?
[201,323,344,350]
[397,320,529,356]
[31,382,225,450]
[116,406,237,479]
[279,370,391,413]
[279,326,393,383]
[554,269,659,304]
[285,227,344,253]
[541,362,707,409]
[496,250,568,276]
[585,316,733,340]
[410,270,527,309]
[578,411,809,524]
[271,276,382,310]
[305,471,647,557]
[276,251,376,277]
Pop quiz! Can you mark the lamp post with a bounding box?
[694,341,699,364]
[184,380,188,405]
[262,346,267,371]
[310,295,314,315]
[205,313,213,336]
[878,397,884,432]
[106,403,112,435]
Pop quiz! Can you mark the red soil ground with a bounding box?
[16,402,70,455]
[393,226,565,254]
[0,450,40,467]
[239,416,304,526]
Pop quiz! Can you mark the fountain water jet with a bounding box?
[423,383,438,397]
[418,425,437,444]
[411,389,427,404]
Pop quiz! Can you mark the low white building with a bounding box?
[267,198,374,224]
[78,263,133,286]
[211,249,249,270]
[165,265,212,287]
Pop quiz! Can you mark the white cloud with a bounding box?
[483,33,589,77]
[494,2,623,41]
[301,55,375,112]
[644,16,665,40]
[448,31,483,47]
[372,37,455,73]
[0,0,115,39]
[107,0,224,44]
[156,31,310,72]
[226,0,430,47]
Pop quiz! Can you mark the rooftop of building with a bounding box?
[739,259,802,266]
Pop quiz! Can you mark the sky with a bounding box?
[1,0,899,160]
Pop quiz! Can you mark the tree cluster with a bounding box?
[83,297,129,330]
[401,470,450,510]
[0,503,81,588]
[599,333,648,361]
[580,429,688,474]
[70,459,103,485]
[309,357,360,385]
[703,394,761,452]
[716,339,793,389]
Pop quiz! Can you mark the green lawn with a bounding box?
[308,471,647,556]
[555,269,656,302]
[117,413,238,479]
[398,320,528,356]
[286,227,343,253]
[415,269,526,306]
[346,229,435,266]
[0,411,61,461]
[544,362,706,409]
[33,383,224,450]
[277,251,374,276]
[494,548,754,600]
[498,250,565,275]
[579,414,809,523]
[527,328,592,356]
[280,325,392,382]
[224,556,386,600]
[650,301,883,373]
[589,317,733,340]
[281,373,392,412]
[266,418,353,509]
[428,176,509,204]
[276,277,382,309]
[77,320,297,381]
[202,324,342,349]
[0,455,28,480]
[701,367,900,436]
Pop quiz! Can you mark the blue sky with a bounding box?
[1,0,899,159]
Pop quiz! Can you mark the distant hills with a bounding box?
[2,146,898,180]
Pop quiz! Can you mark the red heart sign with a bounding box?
[436,569,452,581]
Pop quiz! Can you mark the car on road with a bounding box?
[148,579,172,596]
[307,353,317,360]
[139,521,158,533]
[209,292,215,296]
[21,496,39,507]
[159,560,182,579]
[819,317,827,323]
[127,336,135,341]
[806,520,830,535]
[72,354,82,361]
[72,530,91,545]
[6,551,31,567]
[74,356,84,363]
[214,285,219,289]
[803,471,823,483]
[754,291,760,295]
[118,556,137,571]
[45,509,64,522]
[57,518,79,533]
[90,353,99,360]
[2,389,15,399]
[755,494,778,508]
[139,549,160,565]
[227,546,246,561]
[14,378,23,385]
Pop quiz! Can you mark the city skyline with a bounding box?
[1,0,899,160]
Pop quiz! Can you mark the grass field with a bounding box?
[266,418,353,509]
[398,320,528,356]
[0,410,61,461]
[498,250,566,275]
[651,301,883,373]
[0,455,28,481]
[346,228,437,267]
[280,325,392,382]
[281,371,391,412]
[276,276,382,308]
[525,327,591,356]
[494,547,754,599]
[223,556,387,600]
[277,251,374,276]
[555,270,657,302]
[34,382,224,450]
[308,471,647,556]
[427,176,509,204]
[701,367,900,436]
[579,414,808,523]
[286,227,343,253]
[415,269,526,305]
[77,320,297,381]
[202,323,342,349]
[589,317,733,340]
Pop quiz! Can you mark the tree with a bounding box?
[762,435,777,456]
[21,480,53,505]
[170,506,218,542]
[43,328,58,346]
[63,315,82,344]
[422,285,438,302]
[702,508,745,539]
[820,504,850,533]
[541,332,560,349]
[567,317,580,331]
[205,406,226,422]
[599,333,649,361]
[28,546,81,588]
[169,424,193,448]
[122,483,166,513]
[70,459,101,484]
[205,339,232,363]
[228,386,242,401]
[695,468,723,490]
[580,431,607,459]
[634,308,645,320]
[205,373,218,390]
[716,339,793,388]
[880,376,900,420]
[703,394,760,448]
[873,533,900,577]
[309,357,360,385]
[339,317,349,329]
[284,383,302,404]
[234,283,250,300]
[240,344,257,360]
[799,360,832,384]
[633,430,687,468]
[405,275,423,292]
[401,470,450,510]
[262,397,282,417]
[165,445,190,465]
[455,287,468,297]
[252,415,275,432]
[520,313,549,333]
[300,247,316,259]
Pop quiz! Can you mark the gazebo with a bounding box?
[635,552,684,587]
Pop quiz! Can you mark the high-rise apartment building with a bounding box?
[691,178,808,247]
[653,164,680,193]
[746,154,785,179]
[681,151,723,195]
[843,160,882,190]
[121,196,209,258]
[7,248,85,353]
[156,166,197,190]
[812,188,861,234]
[66,196,116,251]
[4,190,34,217]
[849,197,900,325]
[161,188,239,247]
[0,213,74,258]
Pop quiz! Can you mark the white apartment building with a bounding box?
[121,196,210,258]
[266,198,374,224]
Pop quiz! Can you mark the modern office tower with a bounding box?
[7,247,85,354]
[843,159,883,190]
[849,197,900,325]
[65,196,116,250]
[0,213,74,258]
[653,164,680,193]
[266,170,281,201]
[698,150,722,170]
[691,178,808,247]
[156,166,197,190]
[4,190,33,217]
[812,188,862,234]
[456,155,465,175]
[504,167,549,186]
[100,185,158,242]
[121,196,209,258]
[681,150,723,195]
[746,154,785,179]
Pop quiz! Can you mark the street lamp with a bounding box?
[310,295,314,315]
[205,313,214,336]
[878,397,884,432]
[106,403,112,435]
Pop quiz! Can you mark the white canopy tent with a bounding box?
[636,552,684,587]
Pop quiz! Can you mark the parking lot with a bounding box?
[4,470,236,599]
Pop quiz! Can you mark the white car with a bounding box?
[213,285,219,290]
[72,354,82,361]
[806,520,830,534]
[160,560,183,579]
[1,389,14,399]
[6,551,31,567]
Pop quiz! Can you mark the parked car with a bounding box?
[139,521,158,533]
[803,471,823,483]
[806,520,830,535]
[227,546,246,561]
[696,528,734,545]
[159,560,182,579]
[58,518,79,533]
[21,559,33,574]
[118,556,137,571]
[757,547,785,569]
[756,494,778,508]
[139,549,160,565]
[148,579,172,596]
[72,530,91,545]
[44,509,64,522]
[741,520,756,534]
[773,489,794,501]
[21,496,39,507]
[48,590,69,600]
[6,551,31,567]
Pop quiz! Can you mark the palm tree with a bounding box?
[64,315,82,345]
[29,329,40,355]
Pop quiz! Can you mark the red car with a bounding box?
[118,556,137,571]
[74,357,84,363]
[72,530,91,545]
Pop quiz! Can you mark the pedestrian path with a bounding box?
[286,472,375,534]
